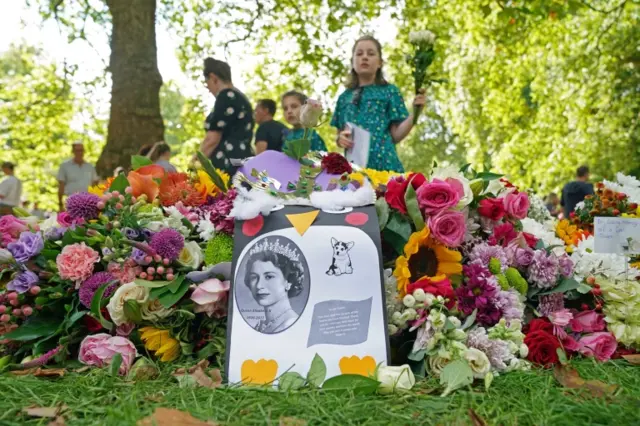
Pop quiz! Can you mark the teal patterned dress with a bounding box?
[284,128,328,152]
[331,84,409,172]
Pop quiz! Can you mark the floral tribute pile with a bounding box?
[0,149,638,395]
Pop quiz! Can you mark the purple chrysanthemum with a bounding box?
[79,272,117,308]
[469,243,510,271]
[558,254,574,278]
[538,292,565,317]
[494,289,525,322]
[456,261,501,326]
[466,328,514,372]
[149,228,184,261]
[66,192,101,220]
[527,250,559,289]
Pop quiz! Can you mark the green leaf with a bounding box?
[576,282,592,294]
[375,197,390,231]
[131,155,153,170]
[535,240,546,250]
[279,372,306,391]
[322,374,380,395]
[166,275,186,294]
[66,310,88,330]
[476,171,503,181]
[405,178,425,231]
[283,138,311,161]
[40,249,59,261]
[440,359,473,397]
[197,151,227,193]
[109,174,129,194]
[91,282,114,330]
[461,309,477,330]
[0,318,59,341]
[537,278,580,296]
[459,163,472,174]
[408,349,426,362]
[382,213,412,255]
[123,300,142,323]
[157,279,190,307]
[307,353,327,387]
[484,371,494,391]
[109,353,123,377]
[134,278,170,288]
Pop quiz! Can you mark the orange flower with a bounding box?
[136,164,166,179]
[159,173,206,207]
[128,170,160,201]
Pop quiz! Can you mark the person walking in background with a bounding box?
[561,165,594,218]
[199,57,254,174]
[57,143,99,211]
[332,35,426,172]
[545,192,561,218]
[281,91,327,152]
[148,141,177,173]
[0,161,22,216]
[254,99,287,154]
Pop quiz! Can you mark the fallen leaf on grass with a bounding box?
[622,354,640,365]
[73,366,91,373]
[48,416,66,426]
[279,417,307,426]
[23,405,68,418]
[553,365,618,397]
[172,361,222,389]
[12,368,66,378]
[468,408,488,426]
[137,408,218,426]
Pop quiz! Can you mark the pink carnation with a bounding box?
[416,179,460,215]
[502,192,529,220]
[191,278,230,318]
[56,243,100,282]
[428,210,466,247]
[0,215,28,246]
[78,333,137,375]
[578,332,617,362]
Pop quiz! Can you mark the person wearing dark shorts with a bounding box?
[254,99,287,154]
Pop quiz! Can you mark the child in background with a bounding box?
[148,142,177,173]
[281,91,327,152]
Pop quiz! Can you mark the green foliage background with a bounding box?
[2,0,638,209]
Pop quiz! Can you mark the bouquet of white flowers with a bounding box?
[407,30,436,124]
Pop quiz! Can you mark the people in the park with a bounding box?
[138,144,153,157]
[561,165,594,218]
[281,91,327,152]
[244,250,303,334]
[200,57,254,174]
[148,141,177,173]
[545,192,561,218]
[57,143,99,211]
[254,99,288,154]
[0,161,22,216]
[332,35,427,172]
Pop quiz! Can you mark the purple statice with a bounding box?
[66,192,101,220]
[558,254,574,278]
[122,227,140,240]
[7,270,39,294]
[511,246,535,268]
[494,289,525,322]
[469,243,510,271]
[131,247,151,266]
[538,292,565,317]
[527,250,559,289]
[7,231,44,263]
[199,189,237,235]
[149,228,184,261]
[79,272,117,308]
[456,261,501,326]
[466,327,514,372]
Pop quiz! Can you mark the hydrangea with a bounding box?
[149,228,184,261]
[204,233,234,266]
[79,272,117,308]
[66,192,101,220]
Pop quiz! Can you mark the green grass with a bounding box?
[1,359,639,426]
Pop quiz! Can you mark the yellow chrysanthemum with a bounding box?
[139,327,181,362]
[88,178,113,197]
[393,226,463,297]
[349,168,402,189]
[195,169,230,196]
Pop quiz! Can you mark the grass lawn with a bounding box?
[0,359,638,426]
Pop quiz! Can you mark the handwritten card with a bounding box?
[594,217,640,254]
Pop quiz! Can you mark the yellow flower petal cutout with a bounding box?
[241,359,279,385]
[339,355,376,377]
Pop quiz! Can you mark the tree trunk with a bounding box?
[97,0,164,178]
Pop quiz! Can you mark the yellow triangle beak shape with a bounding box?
[286,210,319,236]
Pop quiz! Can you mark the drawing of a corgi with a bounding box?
[326,238,355,276]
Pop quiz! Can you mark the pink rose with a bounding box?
[578,332,617,362]
[570,310,606,333]
[416,179,460,215]
[0,215,28,246]
[56,242,100,282]
[191,278,230,318]
[502,192,529,220]
[427,210,466,247]
[78,333,138,375]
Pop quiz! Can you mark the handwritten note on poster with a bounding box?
[594,217,640,254]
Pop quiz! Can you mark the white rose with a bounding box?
[0,249,14,264]
[464,348,491,379]
[140,299,173,321]
[376,365,416,394]
[402,294,416,308]
[178,241,204,270]
[107,282,150,326]
[40,213,59,232]
[299,99,323,128]
[428,354,452,377]
[413,288,426,302]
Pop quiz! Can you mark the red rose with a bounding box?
[321,152,352,175]
[84,315,103,332]
[526,318,554,334]
[407,276,456,309]
[522,232,538,248]
[385,173,427,214]
[478,197,506,220]
[524,330,561,367]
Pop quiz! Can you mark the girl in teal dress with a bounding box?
[331,35,426,172]
[281,90,328,152]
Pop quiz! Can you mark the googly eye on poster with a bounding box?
[226,205,389,386]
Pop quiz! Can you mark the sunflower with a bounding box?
[195,169,230,196]
[139,327,181,362]
[394,227,463,297]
